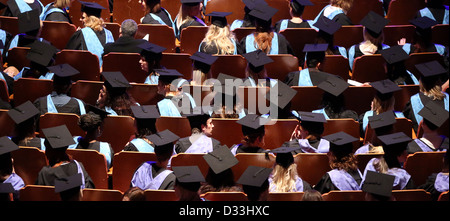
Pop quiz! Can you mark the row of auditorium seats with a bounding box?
[12,147,448,200]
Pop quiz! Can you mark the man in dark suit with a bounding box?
[102,19,148,57]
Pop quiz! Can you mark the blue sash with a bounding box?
[312,108,330,120]
[279,19,289,32]
[46,94,86,115]
[99,142,112,168]
[150,8,176,35]
[14,67,53,80]
[73,160,86,189]
[157,98,182,117]
[144,74,159,84]
[363,158,411,190]
[297,138,330,153]
[407,70,420,85]
[130,138,155,153]
[131,162,173,190]
[7,35,43,57]
[411,93,449,125]
[419,7,449,24]
[361,110,405,133]
[0,29,6,55]
[104,106,118,116]
[230,20,244,31]
[81,27,114,66]
[245,33,279,54]
[15,0,44,15]
[311,5,345,31]
[338,46,348,58]
[297,69,313,86]
[328,169,362,191]
[434,172,449,192]
[0,73,8,91]
[40,3,66,20]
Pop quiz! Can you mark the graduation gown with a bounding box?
[403,92,449,132]
[70,137,114,169]
[102,36,148,57]
[230,144,266,155]
[157,93,196,117]
[35,160,95,189]
[1,72,14,95]
[33,92,86,116]
[198,39,238,55]
[238,32,294,55]
[284,68,336,87]
[314,169,362,194]
[268,175,313,192]
[406,137,449,154]
[363,158,416,190]
[416,6,449,25]
[141,8,175,28]
[312,4,353,26]
[174,16,205,39]
[131,162,176,190]
[348,43,390,71]
[274,19,312,33]
[418,172,449,201]
[282,138,330,154]
[0,29,13,59]
[123,138,155,153]
[16,137,46,150]
[41,3,71,23]
[3,0,43,17]
[2,173,25,201]
[174,134,221,154]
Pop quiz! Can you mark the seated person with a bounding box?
[131,130,178,190]
[189,51,218,85]
[380,46,419,85]
[416,0,449,25]
[102,19,149,57]
[402,17,447,56]
[242,49,277,87]
[40,0,73,22]
[124,105,160,152]
[229,0,264,30]
[0,137,25,201]
[312,16,347,57]
[139,42,166,85]
[13,41,57,80]
[355,111,396,155]
[174,0,206,39]
[140,0,176,30]
[8,101,46,149]
[275,0,313,32]
[3,0,44,18]
[199,12,238,55]
[311,0,353,26]
[230,114,270,155]
[418,149,449,201]
[172,165,206,201]
[238,165,272,201]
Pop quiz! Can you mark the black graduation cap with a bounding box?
[377,132,412,146]
[139,41,166,58]
[42,125,76,149]
[243,49,274,73]
[409,16,438,30]
[18,9,41,33]
[270,146,301,168]
[380,45,410,64]
[249,3,278,22]
[47,64,80,78]
[0,136,19,155]
[7,100,40,125]
[86,104,110,119]
[415,60,447,78]
[102,71,131,89]
[303,43,328,52]
[418,101,449,128]
[237,165,273,187]
[295,111,327,123]
[0,183,14,194]
[243,0,268,10]
[292,0,314,7]
[368,111,397,129]
[26,41,58,67]
[172,166,205,183]
[362,170,395,199]
[317,76,349,97]
[54,173,83,193]
[203,145,239,174]
[131,105,160,120]
[323,131,359,146]
[190,52,218,74]
[268,80,297,109]
[237,114,271,129]
[146,129,180,147]
[79,0,105,17]
[215,73,241,96]
[183,106,212,130]
[370,79,402,101]
[154,69,183,85]
[180,0,203,4]
[360,11,390,36]
[313,16,342,35]
[207,11,232,28]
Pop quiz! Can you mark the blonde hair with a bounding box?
[360,27,384,55]
[371,157,389,173]
[253,32,274,54]
[269,164,299,193]
[372,96,395,115]
[84,15,105,32]
[330,0,354,13]
[202,24,236,55]
[420,79,446,100]
[53,0,71,8]
[175,4,200,30]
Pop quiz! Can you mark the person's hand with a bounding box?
[442,80,449,92]
[290,125,301,141]
[397,38,406,45]
[96,86,107,106]
[3,66,19,78]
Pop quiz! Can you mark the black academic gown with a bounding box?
[3,0,43,17]
[1,30,13,60]
[35,160,95,188]
[274,20,311,32]
[233,144,266,154]
[415,6,447,24]
[174,136,222,154]
[65,29,108,50]
[175,17,205,39]
[237,32,294,55]
[314,169,362,194]
[284,68,336,86]
[406,137,449,154]
[1,72,14,95]
[102,36,148,57]
[403,93,447,132]
[43,5,71,23]
[141,8,173,27]
[282,138,322,154]
[418,173,448,201]
[123,139,156,152]
[33,94,86,116]
[16,137,44,149]
[74,140,114,168]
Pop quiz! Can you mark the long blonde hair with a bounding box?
[202,24,236,55]
[175,4,200,30]
[420,78,446,100]
[269,164,299,192]
[371,96,395,115]
[84,15,105,32]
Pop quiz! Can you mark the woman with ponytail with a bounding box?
[230,114,269,155]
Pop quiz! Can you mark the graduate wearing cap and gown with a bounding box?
[141,0,176,31]
[267,146,313,192]
[199,11,238,55]
[172,166,206,201]
[310,0,353,26]
[190,51,218,85]
[13,41,57,81]
[40,0,72,22]
[362,170,396,201]
[230,114,270,155]
[311,16,347,58]
[238,4,294,55]
[238,166,272,201]
[229,0,265,31]
[35,125,95,189]
[403,61,449,132]
[65,1,114,66]
[314,132,363,194]
[0,16,14,59]
[274,0,313,32]
[8,101,46,149]
[362,132,415,190]
[101,20,149,57]
[174,107,221,154]
[355,111,396,154]
[69,105,114,168]
[54,173,83,201]
[242,49,278,88]
[286,111,330,153]
[406,102,449,154]
[359,79,406,135]
[380,46,419,85]
[0,136,25,201]
[347,11,391,71]
[2,0,43,17]
[401,17,447,56]
[131,130,178,190]
[284,44,337,87]
[416,0,449,25]
[312,76,358,120]
[418,149,449,201]
[174,0,206,40]
[138,42,166,85]
[97,71,139,116]
[155,69,195,117]
[123,105,160,153]
[33,64,87,116]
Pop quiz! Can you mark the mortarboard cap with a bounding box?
[7,100,40,125]
[154,69,183,84]
[323,131,359,146]
[292,0,314,6]
[203,145,239,174]
[86,104,110,119]
[102,71,131,89]
[172,166,205,183]
[26,41,58,67]
[207,11,232,28]
[42,125,76,149]
[360,11,390,36]
[377,132,412,146]
[237,165,272,187]
[18,9,41,33]
[243,0,268,10]
[303,43,328,52]
[180,0,203,4]
[271,146,301,168]
[146,129,180,147]
[215,73,241,96]
[370,79,401,101]
[317,76,349,97]
[139,41,166,56]
[237,114,271,130]
[249,4,278,22]
[415,60,447,78]
[362,170,395,199]
[79,0,105,17]
[418,101,449,128]
[268,80,297,109]
[0,136,19,155]
[409,16,438,30]
[243,50,274,73]
[183,106,212,130]
[131,105,160,120]
[0,183,14,194]
[368,111,397,129]
[47,64,80,83]
[380,45,410,64]
[295,111,327,123]
[190,52,218,73]
[54,173,83,193]
[313,16,342,35]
